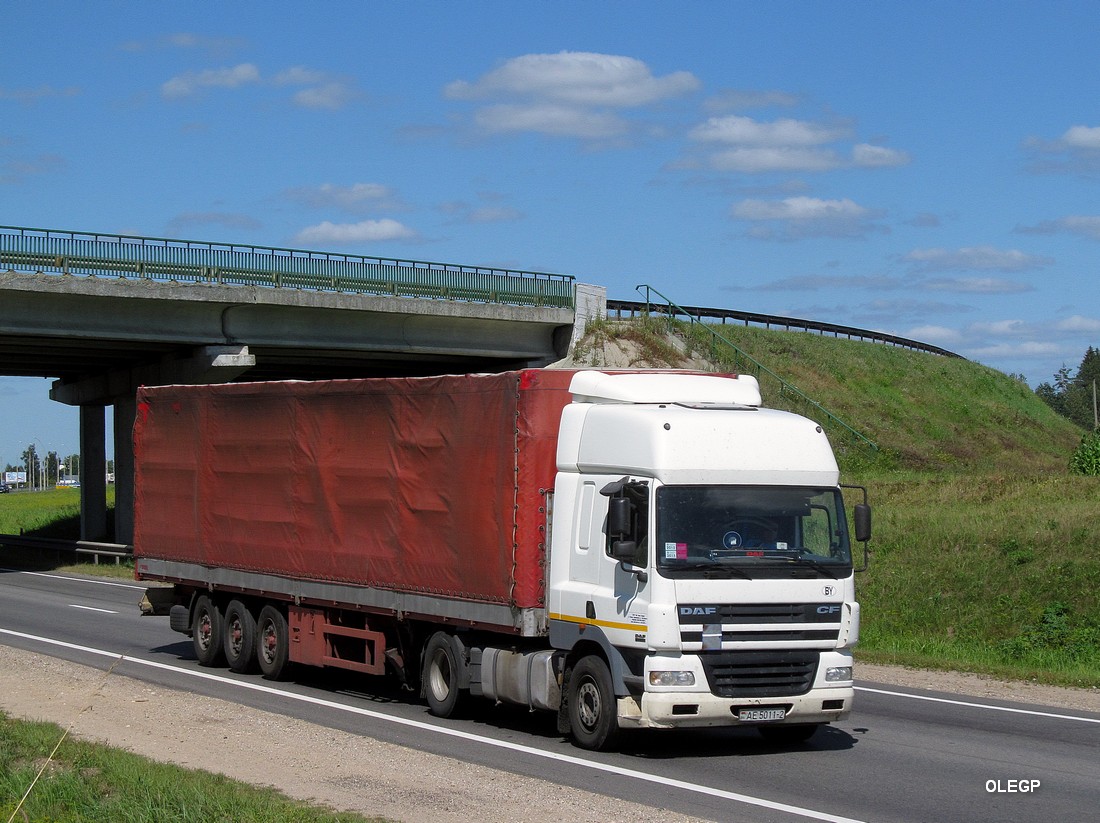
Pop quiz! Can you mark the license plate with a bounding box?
[739,708,786,722]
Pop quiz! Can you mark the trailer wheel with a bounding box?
[423,632,465,718]
[223,599,257,674]
[256,604,292,681]
[567,656,620,751]
[192,595,225,667]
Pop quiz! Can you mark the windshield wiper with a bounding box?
[670,562,753,579]
[788,554,842,579]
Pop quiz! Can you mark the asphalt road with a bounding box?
[1,567,1097,823]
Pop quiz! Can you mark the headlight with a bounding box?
[649,671,696,687]
[825,666,853,682]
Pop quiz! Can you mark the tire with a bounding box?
[192,595,225,667]
[422,632,465,718]
[758,723,821,744]
[567,656,620,751]
[223,599,258,674]
[256,604,292,681]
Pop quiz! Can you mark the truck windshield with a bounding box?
[655,485,853,577]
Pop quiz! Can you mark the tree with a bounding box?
[1036,347,1100,430]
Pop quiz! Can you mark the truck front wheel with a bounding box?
[568,656,620,751]
[192,595,225,667]
[423,632,465,718]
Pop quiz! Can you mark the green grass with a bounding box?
[0,487,101,536]
[587,318,1100,688]
[0,712,387,823]
[0,487,132,579]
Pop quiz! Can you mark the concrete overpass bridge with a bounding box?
[1,225,601,544]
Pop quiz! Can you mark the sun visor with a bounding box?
[568,370,761,407]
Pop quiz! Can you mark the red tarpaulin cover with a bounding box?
[133,369,576,609]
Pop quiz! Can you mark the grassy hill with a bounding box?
[573,317,1100,688]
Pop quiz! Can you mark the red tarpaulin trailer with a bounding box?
[134,369,576,612]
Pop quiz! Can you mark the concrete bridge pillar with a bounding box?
[78,405,107,542]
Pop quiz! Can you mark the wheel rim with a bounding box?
[428,649,452,702]
[259,621,277,665]
[227,616,243,657]
[196,612,213,651]
[576,677,601,731]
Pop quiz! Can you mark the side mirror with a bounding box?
[607,496,632,538]
[854,503,872,543]
[610,539,638,563]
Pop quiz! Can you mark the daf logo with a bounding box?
[680,606,718,616]
[817,605,842,615]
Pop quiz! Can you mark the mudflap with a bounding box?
[139,586,176,616]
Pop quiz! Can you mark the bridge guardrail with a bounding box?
[607,299,962,359]
[0,225,576,310]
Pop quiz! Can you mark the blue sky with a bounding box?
[2,1,1098,467]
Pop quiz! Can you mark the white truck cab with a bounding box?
[548,370,868,749]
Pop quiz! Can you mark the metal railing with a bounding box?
[0,533,132,565]
[631,285,878,455]
[0,225,575,309]
[608,299,962,359]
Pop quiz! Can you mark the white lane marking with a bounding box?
[68,604,119,614]
[0,627,865,823]
[1,568,145,591]
[856,686,1100,724]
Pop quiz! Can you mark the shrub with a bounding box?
[1069,430,1100,476]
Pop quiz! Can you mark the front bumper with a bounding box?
[618,649,854,730]
[619,685,853,729]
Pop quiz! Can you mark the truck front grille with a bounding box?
[678,602,843,649]
[700,651,819,698]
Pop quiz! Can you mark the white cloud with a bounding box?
[446,51,697,139]
[733,196,867,221]
[273,66,327,86]
[691,115,846,146]
[159,63,354,109]
[902,246,1051,273]
[121,32,244,57]
[852,143,910,168]
[292,81,354,110]
[294,219,416,245]
[446,51,698,107]
[474,103,626,139]
[970,319,1031,337]
[1062,125,1100,150]
[284,183,401,212]
[1056,314,1100,333]
[273,67,357,110]
[709,146,841,173]
[1024,124,1100,175]
[684,110,907,175]
[1016,215,1100,240]
[923,276,1034,295]
[161,63,261,98]
[731,196,884,240]
[906,325,964,345]
[966,340,1062,358]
